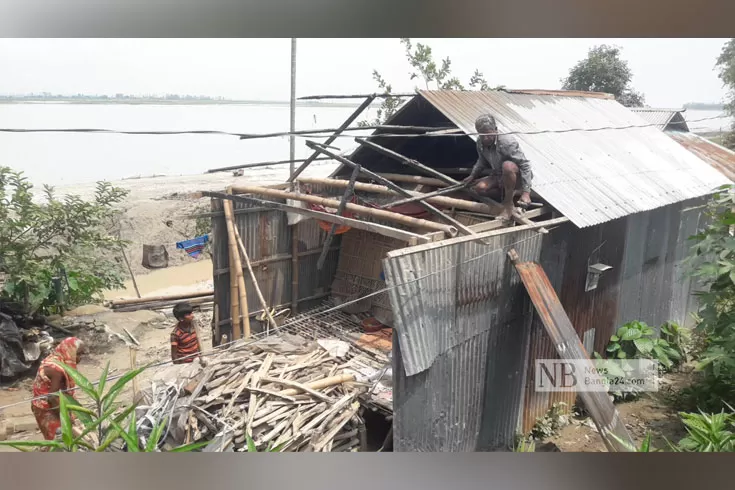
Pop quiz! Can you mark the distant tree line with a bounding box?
[0,93,229,101]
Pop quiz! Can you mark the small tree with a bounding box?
[0,166,128,315]
[360,38,502,126]
[561,44,645,107]
[715,39,735,150]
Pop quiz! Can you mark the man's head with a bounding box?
[475,114,498,145]
[173,302,195,322]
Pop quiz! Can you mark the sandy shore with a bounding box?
[54,161,339,300]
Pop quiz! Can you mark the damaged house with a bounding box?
[206,89,733,452]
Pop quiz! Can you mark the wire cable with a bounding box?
[0,115,727,140]
[0,226,551,413]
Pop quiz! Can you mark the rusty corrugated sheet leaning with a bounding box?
[507,247,634,452]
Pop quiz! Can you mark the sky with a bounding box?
[0,38,729,108]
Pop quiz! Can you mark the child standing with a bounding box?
[170,302,204,365]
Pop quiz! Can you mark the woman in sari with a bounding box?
[30,337,87,441]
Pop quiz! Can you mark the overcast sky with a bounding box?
[0,38,728,108]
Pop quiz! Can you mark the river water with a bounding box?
[1,103,731,187]
[0,102,369,186]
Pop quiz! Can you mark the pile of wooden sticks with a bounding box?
[174,338,371,452]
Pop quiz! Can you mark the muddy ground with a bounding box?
[542,370,694,452]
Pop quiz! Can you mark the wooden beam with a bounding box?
[421,207,552,243]
[287,95,376,183]
[379,183,466,209]
[202,191,429,244]
[226,185,456,236]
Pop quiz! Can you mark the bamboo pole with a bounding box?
[110,290,213,307]
[118,243,141,299]
[296,177,494,214]
[222,198,248,339]
[306,141,476,238]
[232,225,279,334]
[287,95,376,183]
[203,191,429,244]
[228,184,457,236]
[372,173,450,187]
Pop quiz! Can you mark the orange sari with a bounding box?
[30,338,81,440]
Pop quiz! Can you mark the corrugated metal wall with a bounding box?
[210,190,339,342]
[385,199,711,451]
[384,230,543,451]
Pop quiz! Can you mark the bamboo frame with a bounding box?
[203,191,429,244]
[354,138,547,232]
[306,141,476,238]
[227,185,457,236]
[296,177,494,215]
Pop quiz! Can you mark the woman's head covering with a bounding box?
[48,337,84,369]
[475,114,497,132]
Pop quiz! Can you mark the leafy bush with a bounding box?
[659,321,690,365]
[0,167,128,314]
[677,410,735,452]
[683,184,735,411]
[603,321,681,371]
[0,361,209,452]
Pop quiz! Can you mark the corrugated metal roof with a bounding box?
[667,131,735,182]
[418,90,729,228]
[629,108,688,131]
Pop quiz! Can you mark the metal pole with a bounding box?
[289,38,297,180]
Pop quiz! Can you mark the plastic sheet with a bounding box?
[0,312,31,378]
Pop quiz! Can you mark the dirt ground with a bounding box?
[0,306,213,451]
[544,369,694,452]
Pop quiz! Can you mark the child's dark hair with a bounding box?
[173,302,194,321]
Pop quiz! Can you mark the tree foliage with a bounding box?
[0,166,128,315]
[715,38,735,150]
[360,38,503,126]
[561,44,645,107]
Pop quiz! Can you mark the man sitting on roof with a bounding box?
[463,114,533,220]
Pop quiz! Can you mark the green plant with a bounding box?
[660,321,690,365]
[610,431,660,452]
[676,409,735,452]
[0,167,128,314]
[531,402,569,439]
[360,38,505,127]
[513,436,536,452]
[683,185,735,411]
[244,434,284,452]
[0,361,209,452]
[604,321,681,371]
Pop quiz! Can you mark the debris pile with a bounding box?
[142,333,389,452]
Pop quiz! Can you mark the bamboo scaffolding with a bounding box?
[202,191,429,244]
[227,185,457,236]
